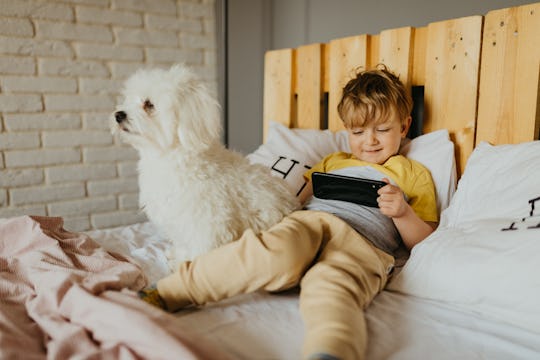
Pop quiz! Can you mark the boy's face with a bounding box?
[347,110,411,165]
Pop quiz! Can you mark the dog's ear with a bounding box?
[176,82,222,151]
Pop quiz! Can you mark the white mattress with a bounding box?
[88,222,540,360]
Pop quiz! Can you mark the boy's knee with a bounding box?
[260,234,319,291]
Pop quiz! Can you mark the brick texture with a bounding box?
[0,0,217,231]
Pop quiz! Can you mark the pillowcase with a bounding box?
[247,121,349,197]
[388,218,540,334]
[248,121,457,214]
[399,129,457,215]
[440,140,540,227]
[389,140,540,334]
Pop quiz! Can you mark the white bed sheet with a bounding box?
[88,223,540,360]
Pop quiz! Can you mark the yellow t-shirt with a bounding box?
[305,152,438,222]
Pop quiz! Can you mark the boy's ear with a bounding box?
[401,116,412,137]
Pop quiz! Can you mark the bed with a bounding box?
[1,2,540,359]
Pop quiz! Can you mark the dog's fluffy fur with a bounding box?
[112,64,299,268]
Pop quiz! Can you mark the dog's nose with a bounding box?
[115,111,127,123]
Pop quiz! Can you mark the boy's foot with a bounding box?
[138,284,167,310]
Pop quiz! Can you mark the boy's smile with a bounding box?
[347,111,411,165]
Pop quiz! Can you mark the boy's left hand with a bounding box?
[377,178,409,218]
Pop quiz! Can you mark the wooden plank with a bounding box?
[476,3,540,145]
[296,43,324,129]
[424,15,483,176]
[328,35,369,131]
[263,49,295,139]
[323,43,330,93]
[411,26,427,86]
[378,27,414,90]
[368,34,380,69]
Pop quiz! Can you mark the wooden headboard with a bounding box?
[263,2,540,176]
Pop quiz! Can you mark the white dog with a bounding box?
[112,64,299,268]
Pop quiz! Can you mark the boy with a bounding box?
[140,66,438,360]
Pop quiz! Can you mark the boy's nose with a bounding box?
[366,130,378,143]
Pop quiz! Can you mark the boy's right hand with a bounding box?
[377,178,409,219]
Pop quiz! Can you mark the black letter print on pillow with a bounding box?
[271,156,311,197]
[271,156,299,179]
[501,196,540,231]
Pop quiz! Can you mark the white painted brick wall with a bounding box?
[5,148,81,167]
[47,196,117,217]
[0,36,75,57]
[39,59,110,77]
[119,193,139,209]
[0,133,41,150]
[10,183,86,206]
[2,76,78,93]
[91,209,147,229]
[4,114,81,131]
[46,163,117,184]
[0,0,217,231]
[0,190,7,206]
[0,168,44,187]
[0,94,43,112]
[0,57,36,75]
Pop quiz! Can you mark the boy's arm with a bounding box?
[377,178,436,250]
[391,208,436,250]
[298,181,313,206]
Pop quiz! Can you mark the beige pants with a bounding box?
[158,210,395,360]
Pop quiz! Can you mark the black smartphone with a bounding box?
[311,172,386,208]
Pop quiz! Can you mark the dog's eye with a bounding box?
[143,99,154,112]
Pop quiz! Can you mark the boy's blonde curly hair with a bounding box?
[337,65,412,129]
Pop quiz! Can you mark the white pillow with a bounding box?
[248,121,456,214]
[247,121,350,196]
[440,140,540,227]
[388,219,540,334]
[389,140,540,334]
[400,129,457,214]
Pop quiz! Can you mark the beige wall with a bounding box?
[0,0,217,231]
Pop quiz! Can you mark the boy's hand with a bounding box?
[377,178,409,218]
[377,178,437,250]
